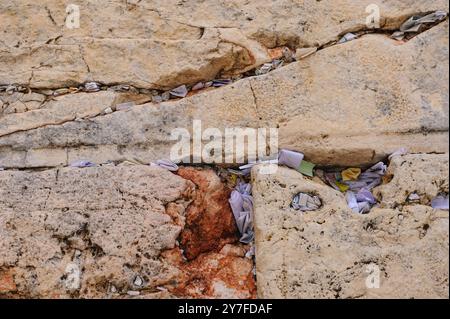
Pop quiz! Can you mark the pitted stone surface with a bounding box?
[0,165,192,297]
[0,0,448,300]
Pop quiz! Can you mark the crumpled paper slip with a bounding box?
[323,163,386,194]
[1,84,27,94]
[324,172,349,192]
[343,163,386,214]
[83,82,100,92]
[278,149,304,170]
[388,148,408,161]
[255,63,273,75]
[321,162,386,214]
[108,84,139,93]
[341,168,361,181]
[245,245,255,259]
[272,59,284,68]
[213,79,232,87]
[346,191,371,214]
[338,33,358,44]
[151,159,179,172]
[229,182,254,244]
[407,192,421,202]
[255,59,284,75]
[346,191,358,212]
[345,162,387,192]
[400,11,447,31]
[355,188,376,204]
[291,193,322,211]
[152,95,163,103]
[108,84,133,92]
[161,91,171,101]
[70,160,96,168]
[170,85,188,98]
[227,149,315,178]
[392,11,448,40]
[102,107,113,114]
[431,195,449,210]
[335,180,349,192]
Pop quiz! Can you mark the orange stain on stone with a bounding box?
[177,167,239,260]
[0,269,16,294]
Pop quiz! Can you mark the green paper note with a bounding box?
[298,160,316,177]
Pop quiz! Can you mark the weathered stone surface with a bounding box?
[0,21,448,168]
[252,154,449,299]
[0,92,46,115]
[1,1,448,89]
[0,1,268,89]
[163,248,256,299]
[374,154,449,208]
[0,0,449,300]
[0,36,257,90]
[2,0,448,49]
[0,165,192,298]
[259,21,449,166]
[0,165,255,298]
[0,92,117,137]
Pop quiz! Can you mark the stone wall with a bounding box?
[252,154,449,298]
[0,0,448,299]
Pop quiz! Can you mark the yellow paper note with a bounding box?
[335,181,349,192]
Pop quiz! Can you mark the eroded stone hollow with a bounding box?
[0,0,449,299]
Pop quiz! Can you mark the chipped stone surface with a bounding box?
[252,154,449,299]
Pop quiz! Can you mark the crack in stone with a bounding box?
[3,15,447,102]
[249,81,261,121]
[78,45,91,74]
[45,7,57,26]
